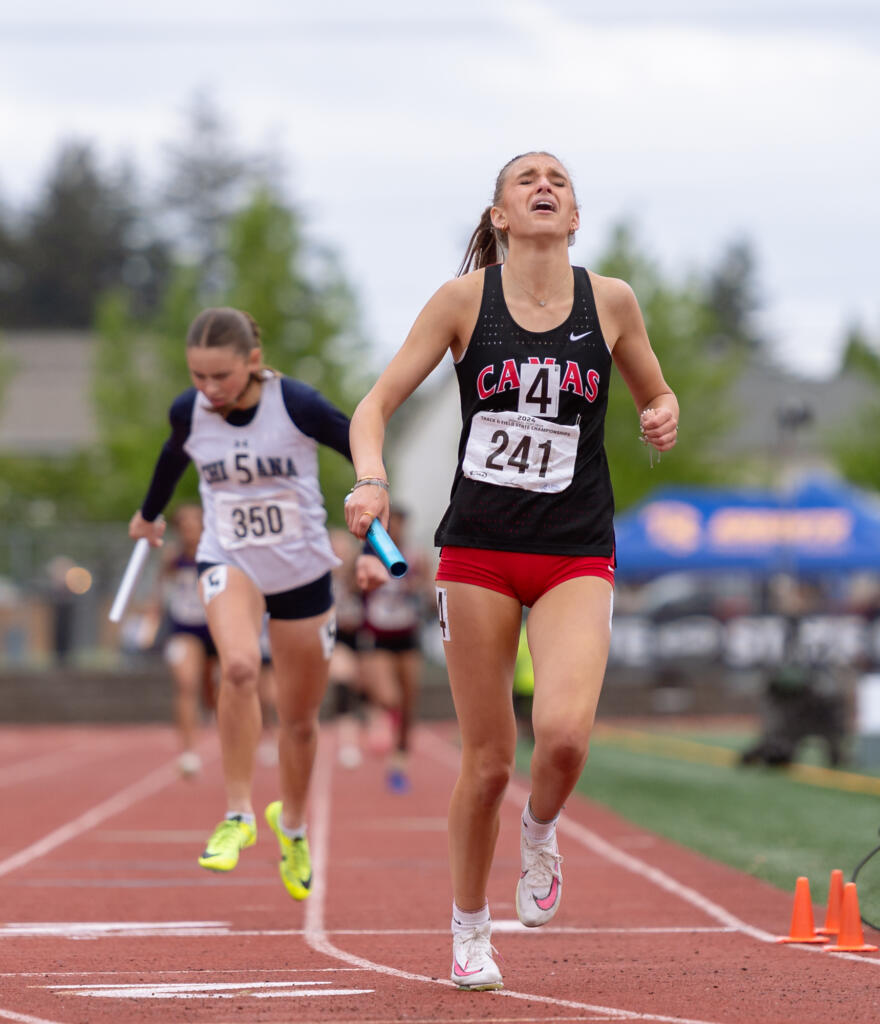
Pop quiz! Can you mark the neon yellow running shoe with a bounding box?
[197,815,256,872]
[265,801,312,900]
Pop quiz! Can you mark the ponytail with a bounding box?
[457,206,505,277]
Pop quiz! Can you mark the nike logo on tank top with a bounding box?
[434,264,616,558]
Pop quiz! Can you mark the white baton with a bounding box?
[108,538,151,623]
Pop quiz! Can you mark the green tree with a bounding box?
[161,92,278,298]
[706,239,765,352]
[838,322,880,382]
[91,286,200,522]
[0,141,170,326]
[828,322,880,490]
[593,224,746,511]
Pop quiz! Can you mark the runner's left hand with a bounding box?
[640,407,678,452]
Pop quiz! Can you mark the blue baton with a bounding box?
[366,518,408,578]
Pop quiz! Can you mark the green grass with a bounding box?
[516,725,880,904]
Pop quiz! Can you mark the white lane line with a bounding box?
[0,761,180,879]
[50,983,373,1000]
[52,981,334,990]
[0,922,227,937]
[0,1012,64,1024]
[4,968,365,979]
[49,981,373,999]
[302,737,729,1024]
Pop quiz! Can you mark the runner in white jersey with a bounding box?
[346,152,679,989]
[128,306,353,903]
[155,503,217,781]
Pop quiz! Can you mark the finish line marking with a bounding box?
[47,981,373,1000]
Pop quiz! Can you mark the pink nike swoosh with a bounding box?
[453,959,482,977]
[534,875,560,911]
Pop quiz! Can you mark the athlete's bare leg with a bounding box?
[165,632,205,756]
[440,582,521,911]
[201,566,265,815]
[360,649,397,756]
[394,649,421,755]
[526,576,613,821]
[268,608,335,831]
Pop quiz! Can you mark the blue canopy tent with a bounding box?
[613,475,880,580]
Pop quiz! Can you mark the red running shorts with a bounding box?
[435,545,614,608]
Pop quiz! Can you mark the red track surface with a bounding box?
[1,722,878,1024]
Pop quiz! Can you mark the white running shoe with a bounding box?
[450,922,503,990]
[516,829,563,927]
[177,751,201,778]
[337,744,363,769]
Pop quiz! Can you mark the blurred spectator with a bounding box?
[45,555,77,664]
[327,529,368,769]
[740,603,847,768]
[155,505,217,778]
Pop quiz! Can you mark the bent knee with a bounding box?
[535,727,591,775]
[222,653,261,691]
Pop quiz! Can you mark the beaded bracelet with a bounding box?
[351,477,390,492]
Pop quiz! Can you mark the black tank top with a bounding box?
[434,263,615,557]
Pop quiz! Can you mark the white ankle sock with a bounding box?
[522,798,559,843]
[279,820,306,841]
[451,902,490,934]
[226,811,256,827]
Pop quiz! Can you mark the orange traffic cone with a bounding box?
[824,883,878,952]
[817,869,844,935]
[777,876,829,943]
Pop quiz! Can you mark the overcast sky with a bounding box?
[2,1,878,378]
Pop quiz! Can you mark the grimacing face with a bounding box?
[492,155,579,241]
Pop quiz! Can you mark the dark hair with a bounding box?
[457,151,576,276]
[186,307,262,357]
[185,307,277,414]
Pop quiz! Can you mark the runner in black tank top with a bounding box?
[345,152,679,990]
[436,262,614,556]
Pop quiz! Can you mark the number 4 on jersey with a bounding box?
[518,363,559,418]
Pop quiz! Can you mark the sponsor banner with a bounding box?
[610,614,880,669]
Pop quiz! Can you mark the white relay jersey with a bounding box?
[185,376,340,594]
